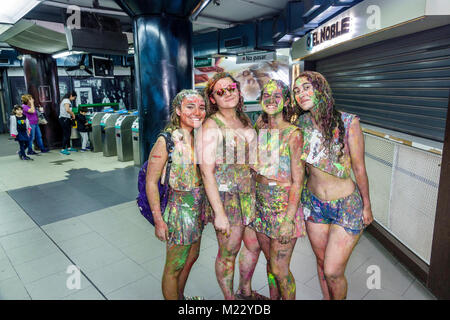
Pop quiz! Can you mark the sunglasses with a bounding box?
[214,83,237,96]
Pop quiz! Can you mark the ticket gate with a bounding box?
[89,112,106,152]
[100,113,121,157]
[115,115,137,162]
[132,118,140,166]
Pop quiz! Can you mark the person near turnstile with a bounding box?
[146,90,207,300]
[9,105,33,160]
[59,91,77,155]
[293,71,373,300]
[21,94,48,154]
[76,107,92,152]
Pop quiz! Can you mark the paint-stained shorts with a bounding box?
[301,186,364,235]
[163,188,206,245]
[206,191,255,227]
[251,182,305,239]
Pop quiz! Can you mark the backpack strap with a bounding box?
[157,131,174,187]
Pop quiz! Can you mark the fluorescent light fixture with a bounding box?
[303,5,321,17]
[0,0,41,24]
[52,50,83,59]
[0,24,13,36]
[308,6,343,24]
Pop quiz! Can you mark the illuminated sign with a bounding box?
[307,17,351,51]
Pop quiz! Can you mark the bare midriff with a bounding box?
[306,165,356,201]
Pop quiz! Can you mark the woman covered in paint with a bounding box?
[293,71,373,300]
[146,89,207,300]
[252,79,305,300]
[198,72,265,300]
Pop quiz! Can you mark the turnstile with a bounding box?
[132,118,140,166]
[89,112,106,152]
[115,115,137,162]
[101,113,121,157]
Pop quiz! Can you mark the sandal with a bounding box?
[183,295,205,300]
[235,290,269,300]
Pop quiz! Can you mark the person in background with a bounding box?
[10,105,33,161]
[59,91,77,155]
[21,94,48,154]
[76,107,92,152]
[146,90,207,300]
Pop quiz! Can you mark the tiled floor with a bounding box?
[0,134,437,300]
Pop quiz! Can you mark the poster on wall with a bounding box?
[58,76,71,102]
[75,87,93,105]
[194,55,290,102]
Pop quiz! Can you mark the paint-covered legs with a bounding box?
[257,232,297,300]
[306,222,361,300]
[215,225,244,299]
[237,227,261,297]
[162,238,201,300]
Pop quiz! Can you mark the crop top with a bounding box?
[297,112,357,179]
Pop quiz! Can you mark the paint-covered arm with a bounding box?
[197,119,230,236]
[348,117,373,227]
[146,136,169,241]
[279,129,305,243]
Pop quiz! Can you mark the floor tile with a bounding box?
[63,286,105,300]
[42,217,93,242]
[0,276,31,300]
[70,242,126,273]
[25,270,92,300]
[402,280,436,300]
[57,231,110,255]
[363,287,407,300]
[84,258,148,294]
[14,252,73,284]
[6,237,60,266]
[119,239,165,265]
[0,227,47,251]
[141,257,165,281]
[0,258,17,282]
[0,215,36,237]
[107,274,163,300]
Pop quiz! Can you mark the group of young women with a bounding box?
[145,71,373,300]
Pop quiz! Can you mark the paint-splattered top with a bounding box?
[296,112,357,179]
[255,124,300,182]
[167,129,202,191]
[210,114,255,194]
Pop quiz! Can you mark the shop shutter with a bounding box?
[315,24,450,142]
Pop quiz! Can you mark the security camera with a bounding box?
[213,0,221,6]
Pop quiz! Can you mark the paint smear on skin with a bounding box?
[262,81,284,115]
[268,272,277,288]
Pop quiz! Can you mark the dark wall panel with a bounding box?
[315,24,450,142]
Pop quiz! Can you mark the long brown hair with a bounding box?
[204,72,250,127]
[294,71,345,159]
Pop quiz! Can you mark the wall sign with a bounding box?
[307,17,351,51]
[236,52,275,64]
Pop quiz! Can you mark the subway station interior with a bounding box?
[0,0,448,300]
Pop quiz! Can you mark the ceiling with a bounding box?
[22,0,292,34]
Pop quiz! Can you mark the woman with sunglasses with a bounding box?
[252,79,305,300]
[293,71,373,300]
[147,90,207,300]
[198,72,265,300]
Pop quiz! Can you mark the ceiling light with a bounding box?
[0,24,13,36]
[52,50,83,59]
[0,0,41,24]
[308,6,343,24]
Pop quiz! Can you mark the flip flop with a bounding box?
[183,295,205,300]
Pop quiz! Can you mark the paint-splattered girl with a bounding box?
[252,79,306,300]
[198,72,266,300]
[293,71,373,300]
[146,89,207,300]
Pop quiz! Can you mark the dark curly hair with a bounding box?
[294,71,345,160]
[260,79,294,124]
[204,72,250,127]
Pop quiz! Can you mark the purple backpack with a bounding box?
[137,132,174,226]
